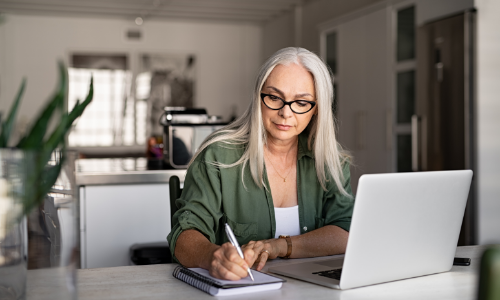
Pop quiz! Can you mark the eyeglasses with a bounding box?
[260,93,316,114]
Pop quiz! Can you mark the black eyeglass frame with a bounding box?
[260,93,316,114]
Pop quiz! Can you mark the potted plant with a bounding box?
[0,62,93,299]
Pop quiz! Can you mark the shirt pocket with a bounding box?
[315,217,325,229]
[225,215,257,245]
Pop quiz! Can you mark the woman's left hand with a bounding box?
[242,239,284,271]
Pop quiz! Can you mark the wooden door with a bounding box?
[416,12,476,245]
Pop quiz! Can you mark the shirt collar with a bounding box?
[297,131,314,160]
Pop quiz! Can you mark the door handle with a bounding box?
[435,46,443,82]
[411,115,420,171]
[436,62,444,82]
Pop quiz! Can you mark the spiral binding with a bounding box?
[173,266,221,295]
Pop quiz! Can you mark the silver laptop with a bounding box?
[269,170,473,290]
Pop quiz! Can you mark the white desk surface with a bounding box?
[27,245,487,300]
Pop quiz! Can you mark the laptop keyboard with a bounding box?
[313,268,343,280]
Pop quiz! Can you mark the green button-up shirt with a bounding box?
[167,133,354,262]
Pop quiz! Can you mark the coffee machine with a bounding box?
[159,107,227,169]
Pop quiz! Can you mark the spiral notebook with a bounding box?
[173,266,285,296]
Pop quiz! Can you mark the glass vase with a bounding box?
[0,149,29,300]
[0,150,79,300]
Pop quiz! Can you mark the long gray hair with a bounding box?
[190,47,350,196]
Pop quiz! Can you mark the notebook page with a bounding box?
[189,268,284,287]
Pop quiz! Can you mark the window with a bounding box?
[68,68,141,146]
[68,54,144,148]
[397,6,416,62]
[396,70,415,124]
[325,31,338,116]
[393,5,416,172]
[326,32,337,75]
[68,53,195,154]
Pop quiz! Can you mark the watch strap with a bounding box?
[279,235,292,258]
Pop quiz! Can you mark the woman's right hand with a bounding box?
[207,242,256,280]
[175,230,257,281]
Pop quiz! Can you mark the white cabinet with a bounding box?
[322,7,392,192]
[80,184,171,269]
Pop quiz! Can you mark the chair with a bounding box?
[129,175,182,265]
[168,175,182,229]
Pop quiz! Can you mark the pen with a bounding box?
[224,223,255,281]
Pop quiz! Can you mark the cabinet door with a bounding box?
[80,184,170,269]
[335,7,391,192]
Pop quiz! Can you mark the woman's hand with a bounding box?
[206,239,284,279]
[176,230,255,281]
[206,242,255,281]
[242,239,284,271]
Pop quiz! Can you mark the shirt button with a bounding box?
[303,226,307,232]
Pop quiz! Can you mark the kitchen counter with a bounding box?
[75,158,186,185]
[76,157,186,268]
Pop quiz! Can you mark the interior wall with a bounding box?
[417,0,474,25]
[262,12,295,60]
[262,0,386,58]
[475,0,500,244]
[0,14,262,136]
[263,0,475,60]
[301,0,386,54]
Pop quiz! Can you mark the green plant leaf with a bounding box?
[68,76,93,125]
[44,114,69,158]
[43,76,93,163]
[17,62,67,149]
[21,152,65,217]
[38,151,65,200]
[7,62,93,218]
[0,78,26,147]
[70,99,81,115]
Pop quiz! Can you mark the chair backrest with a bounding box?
[169,175,182,229]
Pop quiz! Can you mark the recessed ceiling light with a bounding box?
[135,17,144,26]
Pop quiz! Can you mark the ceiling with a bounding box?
[0,0,316,24]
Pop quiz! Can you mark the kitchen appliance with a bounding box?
[160,107,227,169]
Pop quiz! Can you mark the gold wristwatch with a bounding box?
[279,235,292,258]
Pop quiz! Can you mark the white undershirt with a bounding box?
[274,205,301,238]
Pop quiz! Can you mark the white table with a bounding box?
[27,245,487,300]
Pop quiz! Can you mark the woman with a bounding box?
[167,47,354,281]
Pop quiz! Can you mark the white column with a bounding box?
[475,0,500,244]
